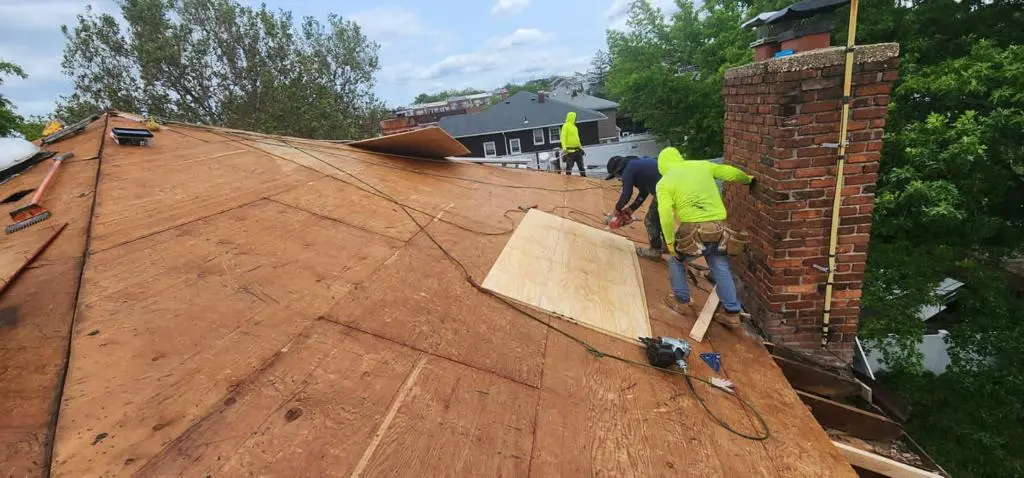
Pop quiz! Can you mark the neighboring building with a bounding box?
[546,86,620,143]
[381,92,497,136]
[439,91,605,158]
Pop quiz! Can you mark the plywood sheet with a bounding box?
[325,231,549,387]
[481,209,650,342]
[349,126,470,158]
[51,200,404,476]
[356,357,536,477]
[137,321,421,477]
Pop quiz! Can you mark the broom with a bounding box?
[6,152,74,234]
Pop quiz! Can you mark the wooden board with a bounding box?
[773,355,863,398]
[325,232,549,387]
[51,200,404,476]
[0,223,66,296]
[833,441,944,478]
[690,288,720,342]
[137,321,422,477]
[349,126,470,158]
[481,209,651,343]
[797,391,903,441]
[355,357,537,477]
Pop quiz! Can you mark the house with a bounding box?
[547,85,620,143]
[439,91,605,158]
[381,92,496,135]
[0,112,859,477]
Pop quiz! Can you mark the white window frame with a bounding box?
[483,141,497,158]
[509,138,522,155]
[548,126,560,143]
[532,128,545,145]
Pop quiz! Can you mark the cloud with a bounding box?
[491,0,531,17]
[487,28,553,51]
[605,0,681,31]
[348,6,430,38]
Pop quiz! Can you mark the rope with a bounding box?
[194,125,771,441]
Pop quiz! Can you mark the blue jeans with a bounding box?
[668,242,742,313]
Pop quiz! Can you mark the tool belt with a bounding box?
[674,221,750,257]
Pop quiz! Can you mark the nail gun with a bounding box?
[639,336,691,371]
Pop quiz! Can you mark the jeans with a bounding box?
[563,150,585,176]
[668,242,742,313]
[644,200,663,251]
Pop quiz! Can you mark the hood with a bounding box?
[565,111,576,123]
[657,147,686,175]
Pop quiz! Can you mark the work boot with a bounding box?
[714,310,742,329]
[664,295,696,317]
[636,247,664,261]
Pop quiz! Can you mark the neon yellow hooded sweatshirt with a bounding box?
[560,112,582,151]
[655,147,753,248]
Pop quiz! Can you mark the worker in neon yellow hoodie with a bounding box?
[560,112,585,176]
[656,147,755,327]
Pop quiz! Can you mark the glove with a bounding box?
[748,177,757,192]
[620,206,634,216]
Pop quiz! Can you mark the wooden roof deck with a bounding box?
[0,114,856,477]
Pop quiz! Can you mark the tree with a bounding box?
[586,50,612,98]
[0,60,27,137]
[58,0,386,139]
[412,88,486,105]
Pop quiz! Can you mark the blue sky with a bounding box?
[0,0,677,116]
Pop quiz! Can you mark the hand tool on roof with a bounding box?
[6,152,73,234]
[700,352,722,374]
[640,336,735,392]
[604,209,635,230]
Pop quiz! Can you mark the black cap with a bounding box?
[605,156,626,180]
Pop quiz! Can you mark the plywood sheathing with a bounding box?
[0,116,105,477]
[0,115,856,477]
[348,126,471,158]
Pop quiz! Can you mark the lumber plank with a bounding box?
[773,355,862,398]
[833,441,944,478]
[51,200,404,477]
[138,321,422,476]
[690,287,720,342]
[325,231,549,387]
[481,209,651,343]
[356,357,536,477]
[349,126,471,158]
[797,391,903,441]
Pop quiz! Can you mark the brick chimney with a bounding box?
[721,43,899,363]
[537,91,547,103]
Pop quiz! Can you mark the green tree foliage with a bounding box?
[0,60,28,137]
[412,88,486,105]
[605,0,787,158]
[58,0,386,139]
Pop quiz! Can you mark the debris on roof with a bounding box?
[0,112,860,477]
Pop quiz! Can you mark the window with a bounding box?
[548,126,560,143]
[532,128,545,145]
[509,138,522,155]
[483,141,497,158]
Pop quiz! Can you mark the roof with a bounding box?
[439,91,606,138]
[0,112,857,477]
[548,86,619,111]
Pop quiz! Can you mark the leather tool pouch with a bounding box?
[674,223,705,257]
[722,227,750,256]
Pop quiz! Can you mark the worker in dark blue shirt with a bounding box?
[605,155,664,258]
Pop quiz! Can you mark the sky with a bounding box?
[0,0,679,116]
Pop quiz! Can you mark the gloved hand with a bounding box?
[748,177,757,192]
[620,206,634,216]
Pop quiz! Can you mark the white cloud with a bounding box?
[487,28,553,51]
[490,0,531,17]
[605,0,681,31]
[348,6,430,38]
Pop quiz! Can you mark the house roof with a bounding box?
[548,86,620,111]
[439,91,606,138]
[0,112,856,477]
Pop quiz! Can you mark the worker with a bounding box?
[560,112,585,176]
[605,155,664,259]
[656,147,755,328]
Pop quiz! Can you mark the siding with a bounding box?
[455,121,600,157]
[597,108,618,140]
